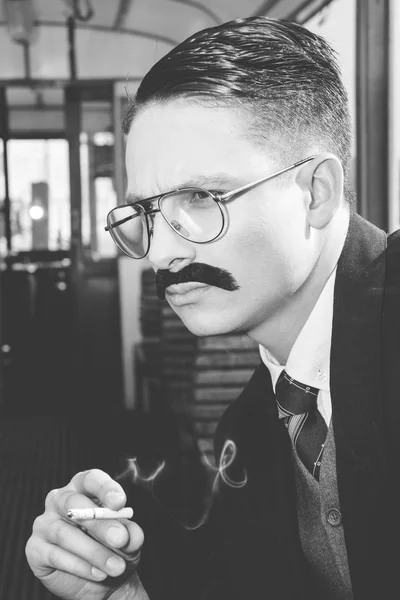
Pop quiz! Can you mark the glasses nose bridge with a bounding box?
[139,198,161,239]
[140,195,161,216]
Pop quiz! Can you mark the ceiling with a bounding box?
[0,0,332,82]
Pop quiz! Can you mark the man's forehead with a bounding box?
[125,100,265,193]
[126,99,251,149]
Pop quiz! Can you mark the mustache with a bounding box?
[155,262,240,300]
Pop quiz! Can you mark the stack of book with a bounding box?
[136,268,163,411]
[159,303,198,417]
[140,268,162,341]
[192,333,260,464]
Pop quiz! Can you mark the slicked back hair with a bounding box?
[123,16,353,200]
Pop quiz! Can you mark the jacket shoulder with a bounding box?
[385,228,400,288]
[387,227,400,252]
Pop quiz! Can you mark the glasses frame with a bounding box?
[105,155,315,259]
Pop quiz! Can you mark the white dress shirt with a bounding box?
[259,268,337,427]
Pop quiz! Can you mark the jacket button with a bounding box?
[327,508,342,527]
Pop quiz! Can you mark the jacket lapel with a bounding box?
[330,211,387,598]
[331,211,387,454]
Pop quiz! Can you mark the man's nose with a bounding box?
[148,212,196,271]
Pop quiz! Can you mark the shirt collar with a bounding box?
[260,267,337,393]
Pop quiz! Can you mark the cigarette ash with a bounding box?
[116,439,247,531]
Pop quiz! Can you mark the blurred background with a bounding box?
[0,0,398,598]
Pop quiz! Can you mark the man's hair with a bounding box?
[123,16,353,199]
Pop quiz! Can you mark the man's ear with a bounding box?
[296,153,344,229]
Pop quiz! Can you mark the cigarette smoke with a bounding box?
[116,438,246,531]
[116,457,166,491]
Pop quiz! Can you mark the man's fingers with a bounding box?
[84,518,145,555]
[71,469,126,509]
[42,517,127,578]
[44,488,59,510]
[44,470,127,516]
[26,537,108,582]
[51,490,99,516]
[50,491,135,550]
[40,487,144,557]
[119,520,144,556]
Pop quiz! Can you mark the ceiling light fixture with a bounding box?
[3,0,34,44]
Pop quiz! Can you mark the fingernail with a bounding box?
[106,556,125,575]
[106,490,124,507]
[91,567,107,580]
[107,526,125,546]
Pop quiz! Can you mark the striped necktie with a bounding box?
[275,370,327,481]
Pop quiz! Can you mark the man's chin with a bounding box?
[168,303,238,338]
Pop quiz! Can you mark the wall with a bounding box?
[389,0,400,232]
[305,0,357,185]
[114,80,147,409]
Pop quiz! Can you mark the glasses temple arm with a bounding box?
[219,156,315,202]
[105,214,137,231]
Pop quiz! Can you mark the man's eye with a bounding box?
[192,190,210,200]
[188,191,215,206]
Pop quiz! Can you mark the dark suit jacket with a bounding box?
[201,212,400,600]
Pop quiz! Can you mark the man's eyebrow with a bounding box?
[124,191,157,205]
[124,173,241,205]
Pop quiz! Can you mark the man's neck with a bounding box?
[248,205,350,364]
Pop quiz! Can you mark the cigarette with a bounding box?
[67,507,134,521]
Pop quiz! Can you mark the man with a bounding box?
[25,16,400,600]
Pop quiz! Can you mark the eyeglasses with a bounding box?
[105,156,314,259]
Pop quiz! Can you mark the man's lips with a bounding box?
[166,282,209,295]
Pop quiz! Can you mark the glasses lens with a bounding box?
[160,188,223,242]
[107,205,149,258]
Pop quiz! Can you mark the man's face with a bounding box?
[125,99,321,337]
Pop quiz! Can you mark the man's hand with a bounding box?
[25,469,149,600]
